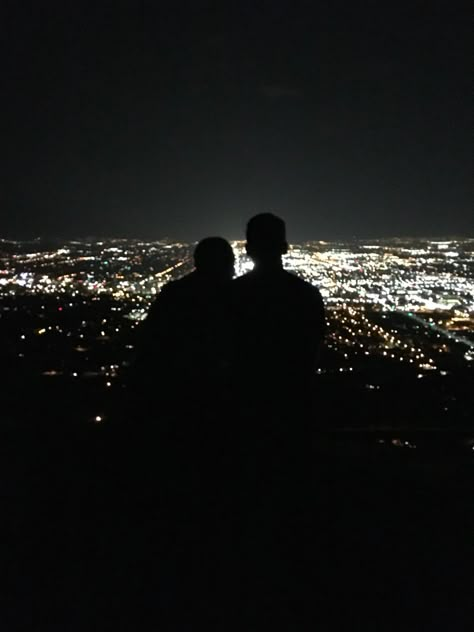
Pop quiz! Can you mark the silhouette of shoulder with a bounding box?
[233,267,316,291]
[144,272,217,325]
[149,272,200,306]
[139,270,232,374]
[232,268,324,317]
[231,268,325,377]
[128,235,235,412]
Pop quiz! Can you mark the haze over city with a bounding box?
[2,2,471,240]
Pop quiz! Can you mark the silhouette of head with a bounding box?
[246,213,288,265]
[194,237,235,280]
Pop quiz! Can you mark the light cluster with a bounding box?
[1,236,472,384]
[1,237,473,318]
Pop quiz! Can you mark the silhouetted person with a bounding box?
[123,237,236,598]
[231,213,325,415]
[132,236,235,420]
[227,214,326,611]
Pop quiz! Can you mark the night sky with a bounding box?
[1,1,471,241]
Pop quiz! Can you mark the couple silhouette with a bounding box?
[134,212,326,423]
[124,214,327,623]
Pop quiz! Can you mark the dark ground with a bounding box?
[1,410,472,631]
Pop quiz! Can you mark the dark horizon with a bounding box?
[2,1,471,241]
[1,228,474,245]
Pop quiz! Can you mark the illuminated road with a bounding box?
[405,312,474,349]
[154,258,190,279]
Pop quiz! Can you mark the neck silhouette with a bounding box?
[252,255,283,272]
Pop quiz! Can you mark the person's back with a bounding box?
[228,215,326,603]
[232,267,324,383]
[131,236,235,417]
[231,214,325,413]
[142,270,229,381]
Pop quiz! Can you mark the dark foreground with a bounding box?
[2,420,472,631]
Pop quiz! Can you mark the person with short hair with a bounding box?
[231,213,326,408]
[228,214,326,606]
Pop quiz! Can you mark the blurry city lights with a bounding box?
[1,236,472,393]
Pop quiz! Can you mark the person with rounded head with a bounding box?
[132,236,235,416]
[126,236,235,571]
[194,236,235,282]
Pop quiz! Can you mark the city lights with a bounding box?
[0,236,472,389]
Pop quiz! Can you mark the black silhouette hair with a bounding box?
[194,237,235,277]
[246,213,288,259]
